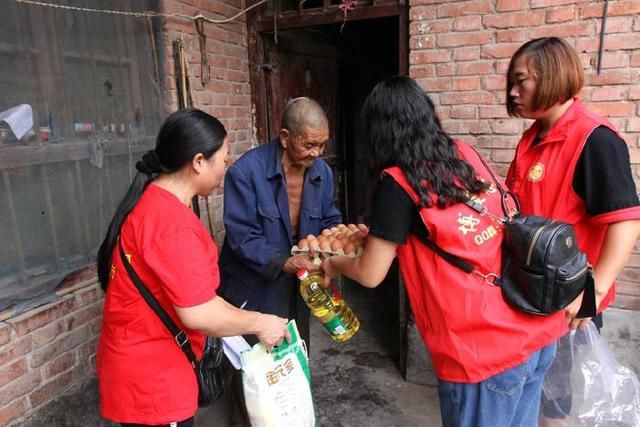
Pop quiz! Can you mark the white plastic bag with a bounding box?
[541,322,640,426]
[241,320,316,427]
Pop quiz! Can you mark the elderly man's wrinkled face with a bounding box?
[281,125,329,168]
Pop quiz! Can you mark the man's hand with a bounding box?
[283,252,321,274]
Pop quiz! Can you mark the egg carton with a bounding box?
[290,245,364,262]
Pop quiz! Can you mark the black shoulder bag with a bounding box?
[419,148,596,317]
[118,242,225,406]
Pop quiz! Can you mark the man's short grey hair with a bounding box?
[281,97,329,135]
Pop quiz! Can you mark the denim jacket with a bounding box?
[219,139,342,317]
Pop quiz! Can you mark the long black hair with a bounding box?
[96,108,227,290]
[361,76,488,209]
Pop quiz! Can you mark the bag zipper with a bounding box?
[526,223,554,266]
[562,264,589,282]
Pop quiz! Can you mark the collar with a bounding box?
[265,138,322,183]
[525,98,584,146]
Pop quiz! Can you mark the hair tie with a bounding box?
[135,150,167,175]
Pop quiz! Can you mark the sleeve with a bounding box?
[223,163,290,280]
[320,164,343,230]
[144,228,217,308]
[573,126,640,223]
[368,175,422,244]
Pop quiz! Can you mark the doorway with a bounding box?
[247,11,409,373]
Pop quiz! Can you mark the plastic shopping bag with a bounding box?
[541,322,640,426]
[241,320,316,427]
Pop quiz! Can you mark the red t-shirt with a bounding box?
[97,184,218,424]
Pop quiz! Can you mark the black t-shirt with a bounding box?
[369,126,639,244]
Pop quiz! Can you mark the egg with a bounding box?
[347,223,359,232]
[337,223,347,230]
[318,237,331,251]
[306,234,316,241]
[343,242,356,255]
[330,239,343,252]
[297,238,309,250]
[330,226,339,234]
[357,223,369,233]
[321,228,332,237]
[308,238,320,251]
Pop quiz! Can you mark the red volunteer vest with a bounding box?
[506,99,640,311]
[385,141,567,383]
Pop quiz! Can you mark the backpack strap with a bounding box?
[118,241,198,367]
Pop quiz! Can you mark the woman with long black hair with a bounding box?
[321,77,565,426]
[96,109,288,427]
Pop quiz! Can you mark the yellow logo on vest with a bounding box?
[457,213,480,235]
[527,162,545,182]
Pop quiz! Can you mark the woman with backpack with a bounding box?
[96,109,289,427]
[320,76,567,427]
[505,36,640,424]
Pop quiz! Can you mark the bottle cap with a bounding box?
[296,268,309,280]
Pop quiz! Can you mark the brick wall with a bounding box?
[0,1,253,424]
[408,0,640,309]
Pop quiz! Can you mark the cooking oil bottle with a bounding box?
[296,268,359,342]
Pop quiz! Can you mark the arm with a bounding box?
[224,164,289,280]
[322,235,398,288]
[320,163,343,230]
[175,297,289,348]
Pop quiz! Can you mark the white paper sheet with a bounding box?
[0,104,33,139]
[221,335,251,370]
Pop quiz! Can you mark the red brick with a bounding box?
[31,322,60,346]
[43,352,76,378]
[436,63,456,76]
[436,31,493,48]
[457,61,494,76]
[29,325,90,368]
[477,135,520,149]
[28,374,73,409]
[481,43,521,59]
[479,105,510,119]
[600,16,634,34]
[409,5,437,20]
[453,46,481,61]
[0,336,32,366]
[0,398,29,426]
[531,0,585,7]
[492,148,517,163]
[0,323,11,346]
[631,52,640,67]
[0,369,41,406]
[450,106,477,119]
[629,86,640,101]
[493,120,524,134]
[76,284,102,305]
[597,52,630,69]
[442,119,491,135]
[453,16,482,31]
[588,70,637,86]
[627,119,640,133]
[8,297,76,337]
[0,359,27,388]
[437,0,492,18]
[599,33,640,50]
[606,1,640,17]
[482,75,507,91]
[496,29,528,43]
[612,294,640,310]
[579,2,604,19]
[452,77,481,91]
[529,22,595,39]
[440,91,495,105]
[410,49,451,64]
[590,102,636,118]
[77,336,99,360]
[575,37,601,53]
[589,86,627,102]
[496,0,526,11]
[418,77,452,92]
[546,5,575,23]
[483,11,545,29]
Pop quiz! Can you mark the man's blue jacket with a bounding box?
[219,139,342,319]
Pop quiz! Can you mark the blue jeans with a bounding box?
[437,342,557,427]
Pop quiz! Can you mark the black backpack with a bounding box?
[421,148,596,317]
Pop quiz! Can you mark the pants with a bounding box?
[438,342,557,427]
[121,417,194,427]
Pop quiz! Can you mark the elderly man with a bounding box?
[220,97,342,425]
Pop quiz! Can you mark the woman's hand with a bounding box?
[256,314,290,348]
[564,291,590,330]
[321,256,340,287]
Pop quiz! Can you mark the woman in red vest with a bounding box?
[321,76,566,427]
[505,37,640,425]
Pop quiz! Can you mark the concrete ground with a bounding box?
[197,279,442,426]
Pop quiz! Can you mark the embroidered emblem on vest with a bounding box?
[527,162,545,182]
